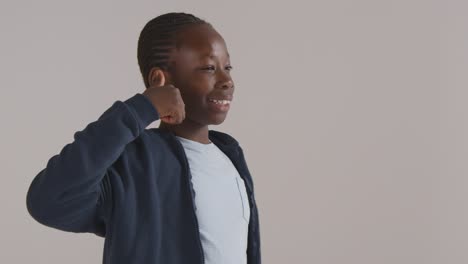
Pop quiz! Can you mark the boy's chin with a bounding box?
[208,115,228,125]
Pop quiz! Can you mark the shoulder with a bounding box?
[121,127,173,155]
[208,129,240,147]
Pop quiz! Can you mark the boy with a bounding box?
[26,12,261,264]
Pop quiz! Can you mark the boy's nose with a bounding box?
[220,79,234,89]
[215,69,234,89]
[216,76,234,90]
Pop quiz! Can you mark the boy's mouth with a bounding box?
[208,95,233,102]
[208,98,231,105]
[207,97,231,112]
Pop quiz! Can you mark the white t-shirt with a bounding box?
[175,135,250,264]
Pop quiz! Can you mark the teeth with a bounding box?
[210,99,230,105]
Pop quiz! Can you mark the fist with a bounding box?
[142,74,186,124]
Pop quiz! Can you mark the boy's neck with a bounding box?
[159,121,211,144]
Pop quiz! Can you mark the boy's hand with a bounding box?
[142,75,186,124]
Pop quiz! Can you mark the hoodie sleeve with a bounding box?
[26,93,159,237]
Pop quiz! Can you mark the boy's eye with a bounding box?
[200,65,233,71]
[201,66,215,71]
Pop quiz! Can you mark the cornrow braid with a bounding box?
[137,12,209,88]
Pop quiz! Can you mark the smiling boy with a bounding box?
[26,12,261,264]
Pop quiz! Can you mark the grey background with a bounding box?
[1,0,467,263]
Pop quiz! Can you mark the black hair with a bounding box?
[137,12,209,88]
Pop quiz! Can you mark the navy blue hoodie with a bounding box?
[26,93,261,264]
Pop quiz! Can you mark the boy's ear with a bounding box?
[148,67,172,87]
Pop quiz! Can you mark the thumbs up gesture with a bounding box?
[142,71,186,124]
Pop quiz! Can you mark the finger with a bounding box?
[174,111,183,124]
[160,112,171,121]
[162,111,180,124]
[181,106,186,121]
[161,115,173,124]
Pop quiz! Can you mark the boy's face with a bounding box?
[166,24,234,126]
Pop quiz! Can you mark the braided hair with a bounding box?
[137,12,209,88]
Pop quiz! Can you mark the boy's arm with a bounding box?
[26,93,159,236]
